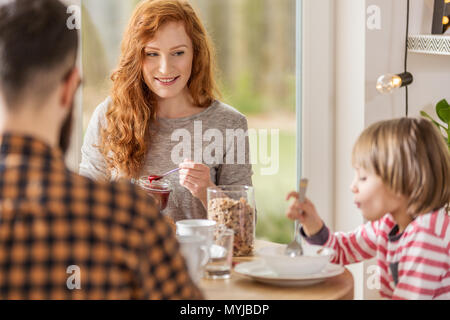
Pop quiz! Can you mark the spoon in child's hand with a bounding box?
[284,178,308,257]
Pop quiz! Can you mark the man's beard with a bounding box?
[58,101,74,155]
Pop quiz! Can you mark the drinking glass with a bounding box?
[176,234,209,284]
[204,226,234,279]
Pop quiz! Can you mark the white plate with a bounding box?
[234,260,345,287]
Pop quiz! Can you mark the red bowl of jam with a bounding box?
[138,177,172,211]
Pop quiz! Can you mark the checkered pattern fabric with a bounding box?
[0,133,203,300]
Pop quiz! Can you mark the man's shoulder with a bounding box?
[68,171,160,223]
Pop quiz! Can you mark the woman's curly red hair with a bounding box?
[100,0,219,179]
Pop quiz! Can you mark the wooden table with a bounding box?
[200,240,354,300]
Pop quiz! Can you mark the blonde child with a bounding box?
[286,118,450,300]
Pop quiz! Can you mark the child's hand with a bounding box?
[285,192,324,237]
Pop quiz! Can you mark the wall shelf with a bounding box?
[408,35,450,56]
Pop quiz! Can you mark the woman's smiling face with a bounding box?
[142,21,194,101]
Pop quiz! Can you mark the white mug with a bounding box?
[176,234,209,284]
[176,219,216,247]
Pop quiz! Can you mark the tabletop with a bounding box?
[199,240,354,300]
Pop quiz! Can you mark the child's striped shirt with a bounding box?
[302,208,450,299]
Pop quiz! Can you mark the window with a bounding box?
[81,0,298,242]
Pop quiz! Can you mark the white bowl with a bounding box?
[256,244,335,276]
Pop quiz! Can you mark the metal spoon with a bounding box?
[285,178,308,257]
[148,167,181,183]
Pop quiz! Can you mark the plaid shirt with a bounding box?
[0,133,203,300]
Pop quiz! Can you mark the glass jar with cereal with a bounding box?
[207,186,256,257]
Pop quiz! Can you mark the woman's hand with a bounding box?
[286,192,324,237]
[179,159,215,208]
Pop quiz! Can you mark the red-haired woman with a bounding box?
[80,0,253,222]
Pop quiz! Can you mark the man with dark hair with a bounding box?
[0,0,203,299]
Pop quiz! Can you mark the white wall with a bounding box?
[334,0,366,301]
[408,0,450,119]
[364,0,407,300]
[302,0,366,300]
[366,0,406,124]
[302,0,336,230]
[366,0,450,122]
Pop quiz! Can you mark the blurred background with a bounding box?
[82,0,297,243]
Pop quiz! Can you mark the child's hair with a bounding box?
[352,117,450,217]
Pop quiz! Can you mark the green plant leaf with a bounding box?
[420,111,445,130]
[436,99,450,124]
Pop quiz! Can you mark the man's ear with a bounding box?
[60,67,80,109]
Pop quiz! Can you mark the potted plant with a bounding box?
[421,99,450,152]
